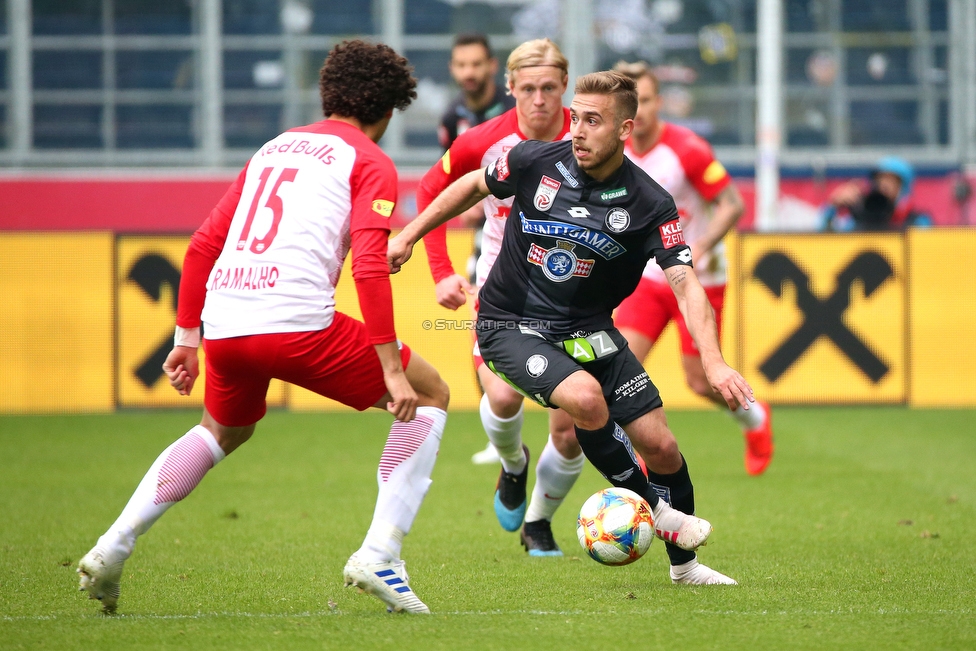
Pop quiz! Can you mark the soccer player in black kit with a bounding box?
[390,71,753,585]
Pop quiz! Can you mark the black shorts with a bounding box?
[476,320,663,425]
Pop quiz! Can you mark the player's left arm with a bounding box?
[692,183,744,266]
[665,262,754,410]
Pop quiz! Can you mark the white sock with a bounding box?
[524,435,585,523]
[358,406,447,563]
[479,393,526,474]
[729,401,766,431]
[100,425,225,557]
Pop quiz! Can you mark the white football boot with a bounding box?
[77,544,127,613]
[471,443,501,465]
[343,554,431,614]
[651,500,712,551]
[670,559,738,585]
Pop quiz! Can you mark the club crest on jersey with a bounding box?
[605,207,631,232]
[533,176,561,211]
[527,240,594,283]
[660,220,685,248]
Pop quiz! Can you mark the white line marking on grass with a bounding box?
[4,607,973,622]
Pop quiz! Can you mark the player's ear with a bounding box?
[618,118,634,142]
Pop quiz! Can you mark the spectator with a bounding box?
[821,157,931,231]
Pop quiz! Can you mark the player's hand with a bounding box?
[435,274,475,310]
[383,368,419,422]
[704,361,755,411]
[387,233,414,274]
[162,346,200,396]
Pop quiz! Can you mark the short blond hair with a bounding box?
[575,71,638,124]
[506,38,569,86]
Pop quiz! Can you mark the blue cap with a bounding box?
[872,156,914,199]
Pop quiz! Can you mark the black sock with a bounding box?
[647,454,696,566]
[574,418,659,509]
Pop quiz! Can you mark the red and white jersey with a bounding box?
[178,120,398,342]
[625,122,732,287]
[417,107,572,287]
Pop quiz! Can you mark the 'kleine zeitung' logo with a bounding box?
[660,220,685,248]
[605,207,631,232]
[526,354,549,378]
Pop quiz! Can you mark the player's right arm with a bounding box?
[164,165,248,396]
[389,168,490,273]
[416,135,487,309]
[350,149,420,421]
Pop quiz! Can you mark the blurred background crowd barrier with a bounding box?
[0,0,974,186]
[2,0,974,413]
[2,219,974,413]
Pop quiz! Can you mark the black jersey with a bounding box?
[477,139,692,336]
[438,85,516,150]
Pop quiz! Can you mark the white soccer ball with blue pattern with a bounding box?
[576,487,654,566]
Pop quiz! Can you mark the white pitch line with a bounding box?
[3,607,973,622]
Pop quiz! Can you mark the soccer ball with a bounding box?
[576,487,654,566]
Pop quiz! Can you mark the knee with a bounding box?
[486,384,524,418]
[574,390,609,430]
[550,416,575,441]
[429,374,450,410]
[551,428,582,457]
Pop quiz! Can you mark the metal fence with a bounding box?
[2,0,975,170]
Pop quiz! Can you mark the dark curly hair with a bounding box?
[319,40,417,125]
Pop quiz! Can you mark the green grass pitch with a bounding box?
[1,407,974,650]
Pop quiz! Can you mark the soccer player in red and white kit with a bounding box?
[417,38,583,556]
[76,41,449,615]
[613,61,773,474]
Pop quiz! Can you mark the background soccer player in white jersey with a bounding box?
[611,61,773,475]
[416,38,584,556]
[76,41,449,615]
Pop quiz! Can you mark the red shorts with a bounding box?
[614,278,725,356]
[203,312,412,427]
